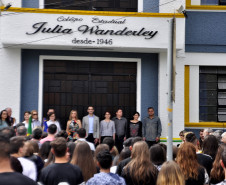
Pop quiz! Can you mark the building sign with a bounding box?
[1,13,185,50]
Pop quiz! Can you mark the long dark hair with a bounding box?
[71,141,97,182]
[124,141,158,184]
[38,141,51,161]
[0,110,10,126]
[210,144,226,182]
[177,142,200,180]
[203,135,219,160]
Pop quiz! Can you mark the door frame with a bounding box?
[39,55,141,120]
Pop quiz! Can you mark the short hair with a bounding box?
[0,127,16,139]
[24,111,31,116]
[48,112,56,121]
[150,144,166,166]
[222,149,226,167]
[102,137,114,150]
[132,112,140,116]
[16,123,25,129]
[200,129,204,132]
[116,108,123,113]
[50,137,67,157]
[10,136,25,154]
[0,133,10,158]
[31,110,38,115]
[87,106,94,110]
[131,137,143,147]
[148,107,154,111]
[97,150,112,169]
[204,128,213,133]
[77,128,86,138]
[17,126,27,136]
[222,132,226,138]
[179,130,186,136]
[123,138,134,147]
[32,128,43,140]
[94,144,109,161]
[56,130,68,140]
[48,124,57,134]
[185,133,197,144]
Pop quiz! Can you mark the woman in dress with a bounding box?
[22,111,30,129]
[0,110,10,129]
[66,110,82,141]
[99,111,115,143]
[46,112,61,134]
[126,112,142,138]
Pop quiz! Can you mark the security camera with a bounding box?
[176,5,187,18]
[4,3,11,11]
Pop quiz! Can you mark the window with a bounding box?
[45,0,137,12]
[199,66,226,122]
[201,0,226,5]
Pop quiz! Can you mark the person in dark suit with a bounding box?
[82,106,100,145]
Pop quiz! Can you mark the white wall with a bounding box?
[0,15,21,121]
[191,0,201,5]
[189,65,199,122]
[1,0,21,8]
[159,52,185,139]
[159,0,185,13]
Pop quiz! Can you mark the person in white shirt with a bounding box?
[10,136,37,181]
[76,128,95,152]
[46,113,61,134]
[31,110,41,130]
[22,111,30,129]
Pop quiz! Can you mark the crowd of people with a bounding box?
[0,106,226,185]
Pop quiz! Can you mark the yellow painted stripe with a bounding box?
[185,122,226,128]
[187,5,226,10]
[0,7,184,18]
[167,107,173,112]
[184,65,190,123]
[186,0,191,8]
[161,137,181,140]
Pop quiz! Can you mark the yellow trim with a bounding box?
[0,7,184,17]
[185,122,226,128]
[186,5,226,10]
[161,138,181,140]
[186,0,191,8]
[186,0,226,10]
[167,107,173,112]
[184,65,190,123]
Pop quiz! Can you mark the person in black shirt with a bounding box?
[39,137,83,185]
[185,132,213,176]
[126,112,142,138]
[0,133,37,185]
[116,137,143,176]
[112,109,127,153]
[177,142,206,185]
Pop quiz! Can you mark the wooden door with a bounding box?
[43,60,137,129]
